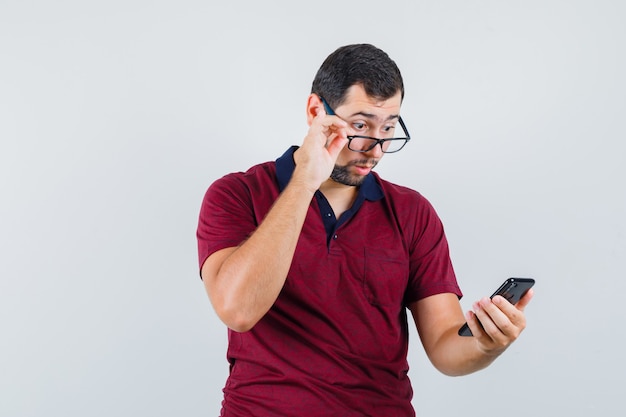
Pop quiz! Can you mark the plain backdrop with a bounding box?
[1,1,625,416]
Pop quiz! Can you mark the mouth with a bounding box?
[350,159,378,176]
[353,165,372,176]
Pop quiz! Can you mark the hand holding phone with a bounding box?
[458,277,535,337]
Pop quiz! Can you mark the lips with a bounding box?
[349,159,378,176]
[353,165,373,175]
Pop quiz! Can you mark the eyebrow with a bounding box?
[348,111,399,122]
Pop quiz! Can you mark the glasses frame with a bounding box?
[319,96,411,154]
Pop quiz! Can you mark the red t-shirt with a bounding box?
[197,147,462,417]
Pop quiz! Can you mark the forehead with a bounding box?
[339,84,402,111]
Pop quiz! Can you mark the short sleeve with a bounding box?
[404,194,462,304]
[196,173,257,272]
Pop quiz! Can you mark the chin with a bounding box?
[330,164,371,187]
[331,174,366,187]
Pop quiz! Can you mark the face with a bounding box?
[330,84,403,186]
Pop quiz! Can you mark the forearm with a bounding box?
[426,329,503,376]
[412,293,531,376]
[204,179,315,332]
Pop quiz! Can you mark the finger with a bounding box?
[473,299,500,334]
[464,310,486,338]
[305,115,345,149]
[476,297,519,338]
[467,307,504,348]
[325,120,348,139]
[321,119,348,150]
[315,110,347,130]
[491,292,531,327]
[489,296,527,336]
[326,135,348,158]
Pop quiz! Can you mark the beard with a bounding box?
[330,159,379,186]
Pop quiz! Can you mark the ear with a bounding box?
[305,94,324,126]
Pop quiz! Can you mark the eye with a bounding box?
[352,122,366,131]
[382,124,396,134]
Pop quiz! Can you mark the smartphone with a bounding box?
[458,277,535,337]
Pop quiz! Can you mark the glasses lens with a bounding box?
[383,139,408,153]
[348,137,408,153]
[348,137,378,152]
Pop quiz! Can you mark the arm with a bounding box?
[409,290,533,376]
[201,104,348,332]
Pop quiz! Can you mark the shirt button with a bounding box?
[333,234,338,240]
[327,213,332,217]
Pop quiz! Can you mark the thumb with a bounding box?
[326,135,348,159]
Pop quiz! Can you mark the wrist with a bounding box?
[286,174,319,196]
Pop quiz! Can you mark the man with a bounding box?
[196,44,533,416]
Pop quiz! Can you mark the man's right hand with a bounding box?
[292,103,348,193]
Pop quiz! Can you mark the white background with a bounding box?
[1,1,624,416]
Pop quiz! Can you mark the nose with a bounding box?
[363,141,384,158]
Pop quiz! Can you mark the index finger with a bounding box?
[313,114,348,146]
[315,111,348,130]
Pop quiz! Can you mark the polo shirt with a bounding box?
[197,147,462,417]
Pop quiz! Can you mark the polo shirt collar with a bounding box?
[275,146,384,201]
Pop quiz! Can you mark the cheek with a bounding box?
[334,146,354,166]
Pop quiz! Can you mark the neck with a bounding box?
[319,179,358,219]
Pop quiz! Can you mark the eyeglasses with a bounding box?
[320,96,411,153]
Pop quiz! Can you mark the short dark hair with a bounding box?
[311,44,404,109]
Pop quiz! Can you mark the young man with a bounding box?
[196,44,533,416]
